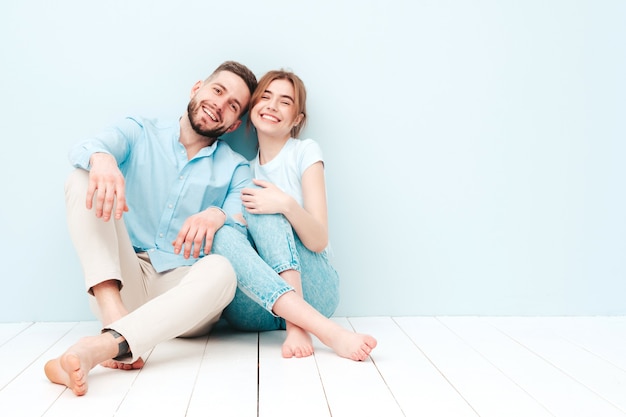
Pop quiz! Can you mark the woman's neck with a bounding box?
[257,133,290,165]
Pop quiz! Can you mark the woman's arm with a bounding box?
[283,161,329,252]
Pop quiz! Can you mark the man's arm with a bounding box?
[87,153,128,222]
[171,207,226,259]
[69,118,141,221]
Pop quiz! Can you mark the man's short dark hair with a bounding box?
[208,61,258,111]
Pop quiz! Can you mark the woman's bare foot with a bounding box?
[282,324,314,358]
[272,292,378,361]
[44,333,119,396]
[325,328,377,361]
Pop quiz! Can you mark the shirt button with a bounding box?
[168,204,173,209]
[179,176,184,180]
[159,233,164,238]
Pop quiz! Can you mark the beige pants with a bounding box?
[65,169,237,362]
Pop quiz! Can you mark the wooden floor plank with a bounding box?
[0,322,100,417]
[312,318,404,417]
[258,330,331,417]
[395,316,553,417]
[534,317,626,372]
[0,322,77,391]
[113,337,209,417]
[186,325,259,417]
[486,317,626,414]
[349,316,477,417]
[439,316,626,417]
[1,318,624,417]
[0,322,32,346]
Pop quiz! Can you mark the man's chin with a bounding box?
[189,118,228,138]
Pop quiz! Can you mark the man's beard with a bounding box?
[187,99,231,138]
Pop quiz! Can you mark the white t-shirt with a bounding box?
[251,138,324,207]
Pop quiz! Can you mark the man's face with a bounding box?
[187,71,251,137]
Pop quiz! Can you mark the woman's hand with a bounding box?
[241,178,293,215]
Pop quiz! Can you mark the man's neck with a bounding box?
[179,114,217,160]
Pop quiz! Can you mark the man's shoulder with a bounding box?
[216,140,249,164]
[124,116,177,130]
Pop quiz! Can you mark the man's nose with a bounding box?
[214,97,228,114]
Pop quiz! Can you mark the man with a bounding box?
[44,61,258,396]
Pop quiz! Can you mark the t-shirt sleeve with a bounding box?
[297,139,324,176]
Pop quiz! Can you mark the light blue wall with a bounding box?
[1,1,624,322]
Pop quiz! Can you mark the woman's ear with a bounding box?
[294,113,305,127]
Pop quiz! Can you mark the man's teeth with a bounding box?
[203,108,218,122]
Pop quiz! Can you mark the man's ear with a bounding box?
[190,80,203,98]
[225,119,242,133]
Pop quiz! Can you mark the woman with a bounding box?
[220,70,377,360]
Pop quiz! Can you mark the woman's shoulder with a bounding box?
[286,138,324,170]
[288,138,322,154]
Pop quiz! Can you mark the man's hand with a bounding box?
[87,153,128,221]
[241,179,290,215]
[172,208,226,259]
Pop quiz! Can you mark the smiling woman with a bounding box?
[212,69,378,360]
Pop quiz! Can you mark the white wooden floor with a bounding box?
[1,317,625,417]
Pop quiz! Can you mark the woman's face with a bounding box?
[250,79,302,139]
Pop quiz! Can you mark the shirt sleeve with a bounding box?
[68,117,142,169]
[221,158,252,234]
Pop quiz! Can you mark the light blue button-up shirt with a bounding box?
[69,116,251,272]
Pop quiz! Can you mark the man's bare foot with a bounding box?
[44,333,119,396]
[282,325,314,358]
[326,329,377,361]
[100,357,145,370]
[44,354,87,395]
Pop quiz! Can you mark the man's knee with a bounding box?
[195,254,237,293]
[65,169,89,198]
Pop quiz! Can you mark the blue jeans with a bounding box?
[212,212,340,331]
